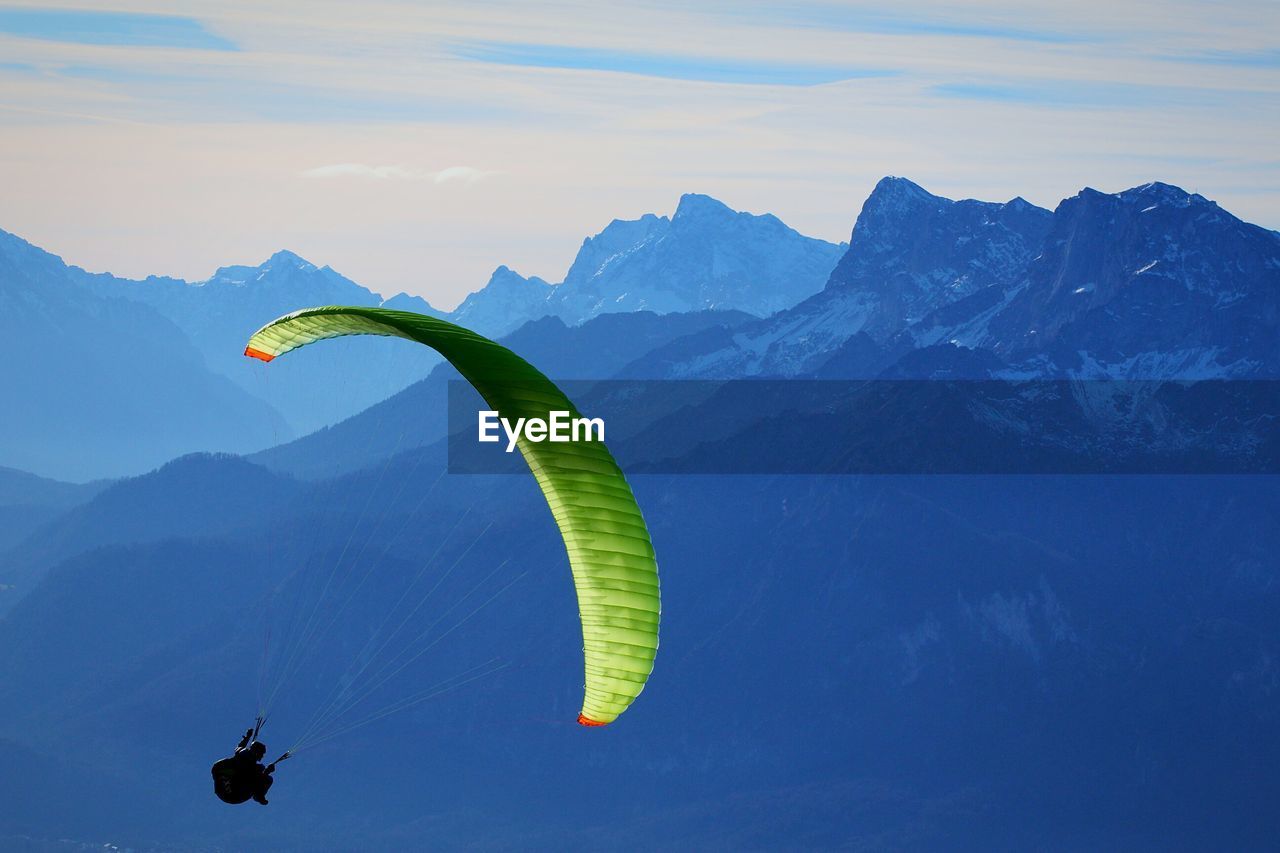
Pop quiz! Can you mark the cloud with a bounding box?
[0,8,235,51]
[301,164,496,183]
[451,40,892,86]
[431,165,496,184]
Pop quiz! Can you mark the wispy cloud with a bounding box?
[431,165,496,183]
[929,79,1227,109]
[1166,48,1280,69]
[452,40,892,86]
[752,5,1091,44]
[0,8,235,51]
[302,164,497,183]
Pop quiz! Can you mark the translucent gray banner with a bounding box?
[447,379,1280,474]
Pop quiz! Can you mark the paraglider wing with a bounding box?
[245,306,659,726]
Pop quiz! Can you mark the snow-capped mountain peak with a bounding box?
[671,192,736,222]
[552,193,844,323]
[985,180,1280,376]
[263,249,316,271]
[563,214,668,286]
[446,265,554,337]
[1114,181,1211,210]
[200,249,338,290]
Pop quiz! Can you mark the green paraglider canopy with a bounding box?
[246,306,659,726]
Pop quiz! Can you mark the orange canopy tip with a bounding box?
[577,713,608,727]
[244,346,275,362]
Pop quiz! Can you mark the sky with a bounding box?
[0,1,1277,308]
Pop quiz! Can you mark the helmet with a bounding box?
[248,741,267,759]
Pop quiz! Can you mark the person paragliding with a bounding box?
[209,306,661,802]
[211,724,286,805]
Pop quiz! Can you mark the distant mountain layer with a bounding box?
[245,177,1280,485]
[74,250,446,438]
[6,176,1277,485]
[553,192,845,320]
[432,194,845,339]
[0,230,290,482]
[623,178,1053,378]
[632,178,1280,382]
[0,194,839,480]
[3,193,839,443]
[0,453,301,600]
[0,467,106,552]
[0,466,104,509]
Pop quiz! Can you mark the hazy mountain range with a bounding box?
[0,194,842,479]
[10,176,1275,483]
[0,228,289,482]
[239,178,1280,483]
[1,177,1279,849]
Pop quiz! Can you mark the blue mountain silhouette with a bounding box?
[2,178,1279,849]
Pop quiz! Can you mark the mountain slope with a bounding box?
[0,454,301,608]
[623,178,1052,378]
[988,182,1280,376]
[624,178,1280,383]
[551,193,845,322]
[0,466,104,508]
[0,466,105,552]
[446,265,554,338]
[0,231,290,482]
[73,250,446,435]
[1,462,1278,848]
[391,194,843,341]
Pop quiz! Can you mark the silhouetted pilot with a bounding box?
[211,728,278,805]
